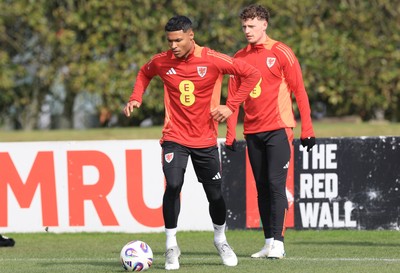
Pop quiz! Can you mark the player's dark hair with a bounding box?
[165,15,193,32]
[240,4,270,23]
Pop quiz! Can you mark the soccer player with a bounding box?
[124,15,260,270]
[0,234,15,247]
[226,4,316,259]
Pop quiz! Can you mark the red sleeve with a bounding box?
[226,75,241,145]
[128,57,158,103]
[225,58,260,112]
[276,43,315,138]
[207,50,260,112]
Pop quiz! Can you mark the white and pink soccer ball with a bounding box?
[120,240,153,271]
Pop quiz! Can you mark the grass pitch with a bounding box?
[0,121,400,142]
[1,229,399,273]
[1,123,399,273]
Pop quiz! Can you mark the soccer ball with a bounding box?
[120,240,153,272]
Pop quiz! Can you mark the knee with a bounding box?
[164,178,184,200]
[255,181,269,195]
[163,167,185,198]
[266,180,287,201]
[204,184,223,203]
[167,179,184,194]
[208,192,223,203]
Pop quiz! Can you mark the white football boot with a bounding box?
[251,243,273,258]
[214,241,238,266]
[165,246,181,270]
[267,240,286,259]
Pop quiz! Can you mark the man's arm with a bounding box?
[127,65,153,104]
[277,43,315,150]
[225,74,242,147]
[209,52,259,123]
[124,60,156,117]
[286,59,315,139]
[225,58,260,113]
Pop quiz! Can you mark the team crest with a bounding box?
[266,57,276,68]
[197,66,207,77]
[165,152,174,163]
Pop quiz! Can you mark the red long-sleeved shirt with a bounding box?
[129,43,260,148]
[227,36,315,144]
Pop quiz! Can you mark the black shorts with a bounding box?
[161,141,222,184]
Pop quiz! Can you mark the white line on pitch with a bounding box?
[1,257,399,263]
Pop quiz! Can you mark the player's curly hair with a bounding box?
[165,15,193,32]
[240,4,270,23]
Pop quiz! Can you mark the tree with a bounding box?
[0,0,58,129]
[0,0,399,130]
[268,0,400,120]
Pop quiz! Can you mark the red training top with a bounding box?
[129,43,260,148]
[226,36,315,144]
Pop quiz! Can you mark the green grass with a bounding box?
[0,121,399,142]
[1,230,399,273]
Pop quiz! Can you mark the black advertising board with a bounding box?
[221,137,400,230]
[221,141,248,229]
[293,137,400,230]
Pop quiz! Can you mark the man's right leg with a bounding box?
[163,167,185,270]
[162,142,188,270]
[246,134,274,258]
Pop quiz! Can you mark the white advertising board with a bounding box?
[0,140,213,233]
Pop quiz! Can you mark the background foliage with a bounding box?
[0,0,399,130]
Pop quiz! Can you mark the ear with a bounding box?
[264,21,268,31]
[189,30,194,40]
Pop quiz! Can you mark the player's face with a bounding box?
[166,30,195,59]
[241,18,268,44]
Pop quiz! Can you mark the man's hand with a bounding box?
[123,100,141,117]
[225,139,237,151]
[211,105,233,122]
[301,137,316,152]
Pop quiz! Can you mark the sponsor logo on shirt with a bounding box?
[165,152,174,163]
[266,57,276,68]
[166,68,177,75]
[250,78,262,99]
[197,66,207,78]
